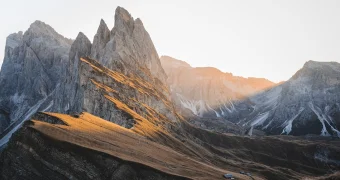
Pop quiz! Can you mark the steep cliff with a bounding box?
[0,7,176,146]
[0,21,72,144]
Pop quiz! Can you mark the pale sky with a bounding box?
[1,0,340,82]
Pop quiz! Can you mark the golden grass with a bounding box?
[29,112,253,180]
[81,56,183,135]
[90,79,117,94]
[103,94,165,137]
[79,57,104,73]
[73,57,260,179]
[80,57,173,110]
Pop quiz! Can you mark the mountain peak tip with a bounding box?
[115,6,133,22]
[30,20,52,29]
[96,19,110,33]
[76,32,88,39]
[27,20,60,37]
[303,60,340,69]
[100,19,107,26]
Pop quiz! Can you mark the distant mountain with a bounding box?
[223,60,340,137]
[160,55,275,117]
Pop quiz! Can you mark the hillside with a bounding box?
[0,112,246,180]
[1,112,339,179]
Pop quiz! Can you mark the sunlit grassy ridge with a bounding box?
[80,57,179,126]
[78,57,202,157]
[27,112,250,180]
[81,57,170,102]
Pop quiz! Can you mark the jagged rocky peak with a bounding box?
[0,7,174,140]
[291,60,340,82]
[90,19,110,60]
[24,20,73,46]
[114,6,135,33]
[70,32,92,61]
[2,32,23,62]
[300,60,340,74]
[90,6,167,84]
[28,20,56,34]
[0,20,73,137]
[5,31,23,49]
[52,7,177,128]
[304,60,334,68]
[68,31,92,80]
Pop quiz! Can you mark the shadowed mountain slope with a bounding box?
[0,112,243,180]
[221,61,340,137]
[1,111,339,180]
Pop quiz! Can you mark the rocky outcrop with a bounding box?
[50,32,92,114]
[223,61,340,137]
[160,56,275,117]
[90,7,167,85]
[0,7,177,146]
[90,19,110,61]
[0,21,72,137]
[54,7,178,129]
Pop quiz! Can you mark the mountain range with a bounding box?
[160,55,275,117]
[165,56,340,137]
[0,6,339,180]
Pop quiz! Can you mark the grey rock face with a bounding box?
[56,7,177,128]
[0,21,72,136]
[92,7,167,85]
[0,7,176,144]
[90,19,110,61]
[50,32,92,114]
[223,61,340,137]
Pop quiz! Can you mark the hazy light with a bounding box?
[1,0,340,82]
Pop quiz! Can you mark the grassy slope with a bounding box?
[29,112,254,180]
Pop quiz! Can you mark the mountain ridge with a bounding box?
[0,6,339,180]
[161,55,275,82]
[220,60,340,137]
[160,55,276,117]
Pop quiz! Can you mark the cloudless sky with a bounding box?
[1,0,340,82]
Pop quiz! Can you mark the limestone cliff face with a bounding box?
[0,21,72,135]
[0,7,177,145]
[50,32,92,114]
[55,7,177,130]
[90,7,167,85]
